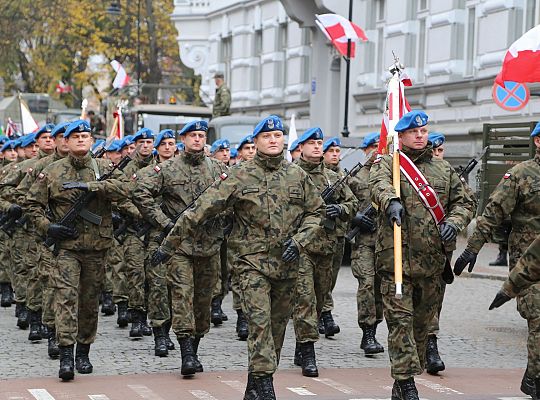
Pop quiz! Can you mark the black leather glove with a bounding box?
[7,204,22,219]
[62,182,89,191]
[282,239,299,262]
[351,212,376,233]
[223,221,234,236]
[47,224,79,240]
[325,204,342,219]
[489,290,512,310]
[453,248,478,276]
[385,199,404,227]
[439,222,457,243]
[150,247,172,267]
[112,212,123,228]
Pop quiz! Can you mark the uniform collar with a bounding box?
[297,156,324,173]
[324,162,340,172]
[254,150,285,171]
[535,147,540,164]
[69,152,93,170]
[401,144,433,163]
[182,150,205,166]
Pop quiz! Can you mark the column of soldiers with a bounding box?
[0,110,538,400]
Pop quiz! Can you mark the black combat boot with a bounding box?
[300,342,319,377]
[425,335,445,374]
[75,343,93,374]
[391,378,419,400]
[47,327,60,359]
[294,342,302,366]
[129,309,144,338]
[219,299,228,321]
[320,311,340,337]
[178,337,197,376]
[163,320,175,350]
[243,373,259,400]
[153,326,168,357]
[141,312,152,336]
[116,301,129,328]
[236,309,248,340]
[253,375,276,400]
[521,370,537,398]
[535,377,540,400]
[192,336,204,372]
[58,345,74,381]
[100,292,115,316]
[360,325,384,355]
[28,309,42,341]
[489,250,508,266]
[317,316,325,335]
[16,302,29,329]
[0,282,11,307]
[211,297,223,326]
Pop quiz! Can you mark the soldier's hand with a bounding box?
[282,239,299,262]
[47,224,79,240]
[111,212,123,228]
[489,290,512,310]
[62,181,89,191]
[453,248,478,275]
[439,222,457,243]
[325,204,342,219]
[351,212,376,233]
[385,199,403,227]
[7,204,22,219]
[150,247,171,267]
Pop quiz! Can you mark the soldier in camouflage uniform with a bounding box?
[454,124,540,400]
[151,115,324,400]
[292,128,357,378]
[212,72,231,118]
[370,110,474,400]
[25,120,128,381]
[134,120,226,376]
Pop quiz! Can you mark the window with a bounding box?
[221,37,232,84]
[301,28,311,84]
[276,22,288,88]
[465,7,476,76]
[253,29,262,91]
[419,0,428,11]
[377,0,385,21]
[376,27,384,87]
[417,18,426,82]
[525,0,537,30]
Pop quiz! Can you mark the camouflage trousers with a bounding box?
[39,245,56,328]
[0,231,12,284]
[239,268,296,377]
[107,238,128,304]
[145,233,171,327]
[380,273,444,381]
[11,228,37,304]
[293,252,333,342]
[52,249,105,346]
[322,237,345,313]
[168,252,218,338]
[26,238,43,313]
[212,241,229,300]
[351,244,383,327]
[427,282,446,336]
[228,249,242,311]
[516,282,540,378]
[123,234,147,311]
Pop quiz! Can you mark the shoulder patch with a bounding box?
[131,173,137,181]
[503,172,511,179]
[12,165,19,170]
[27,167,33,173]
[154,165,161,173]
[373,156,381,164]
[38,172,46,181]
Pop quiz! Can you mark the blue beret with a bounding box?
[428,132,445,148]
[106,140,123,152]
[123,135,135,146]
[323,137,341,153]
[132,128,154,142]
[360,132,380,149]
[252,115,284,138]
[176,142,184,151]
[34,123,55,139]
[210,138,231,154]
[65,120,91,138]
[178,120,208,136]
[237,134,254,150]
[154,129,176,148]
[1,140,18,152]
[298,127,324,145]
[91,139,106,152]
[230,148,238,158]
[21,133,37,148]
[395,110,429,133]
[0,135,8,145]
[288,139,300,152]
[531,122,540,137]
[51,122,71,137]
[152,149,158,156]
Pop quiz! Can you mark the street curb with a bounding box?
[462,271,506,281]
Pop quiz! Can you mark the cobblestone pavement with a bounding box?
[0,248,526,380]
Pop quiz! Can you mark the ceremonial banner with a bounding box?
[19,97,39,134]
[315,13,368,58]
[286,114,297,162]
[111,60,130,89]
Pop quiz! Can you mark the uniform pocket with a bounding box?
[288,185,303,204]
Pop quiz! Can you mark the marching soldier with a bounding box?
[289,139,301,161]
[454,123,540,399]
[25,120,128,381]
[370,110,474,400]
[212,72,231,118]
[210,138,231,166]
[237,134,256,162]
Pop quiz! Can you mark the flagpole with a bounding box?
[341,0,353,138]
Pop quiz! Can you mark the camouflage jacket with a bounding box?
[120,151,155,221]
[502,233,540,297]
[296,158,357,252]
[133,150,227,257]
[324,163,354,238]
[349,155,377,248]
[212,84,231,118]
[161,151,325,280]
[467,148,540,269]
[370,145,475,277]
[25,152,128,251]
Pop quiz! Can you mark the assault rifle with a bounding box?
[457,146,488,178]
[44,151,134,253]
[344,203,377,242]
[153,172,229,245]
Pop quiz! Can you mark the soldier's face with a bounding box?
[324,146,341,165]
[55,134,70,155]
[254,130,284,156]
[300,139,323,162]
[137,139,154,157]
[535,136,540,149]
[239,143,256,161]
[16,147,25,158]
[66,132,93,156]
[37,132,55,153]
[24,143,38,159]
[399,126,429,150]
[213,148,230,163]
[181,131,207,153]
[433,146,445,160]
[105,151,122,165]
[4,149,17,162]
[157,138,176,161]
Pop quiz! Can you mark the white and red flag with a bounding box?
[495,25,540,87]
[5,118,19,138]
[55,81,73,94]
[110,60,130,89]
[315,13,368,58]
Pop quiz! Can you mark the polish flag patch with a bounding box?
[503,172,511,179]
